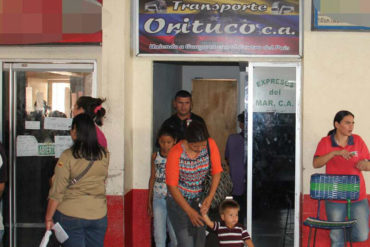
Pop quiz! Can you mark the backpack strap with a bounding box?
[206,140,212,171]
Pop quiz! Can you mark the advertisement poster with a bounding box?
[253,67,296,113]
[0,0,102,45]
[312,0,370,31]
[137,0,300,56]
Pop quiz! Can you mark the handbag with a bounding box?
[202,141,233,209]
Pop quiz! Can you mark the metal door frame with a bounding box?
[0,60,97,246]
[246,62,302,247]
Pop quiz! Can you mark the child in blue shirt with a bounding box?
[148,126,177,247]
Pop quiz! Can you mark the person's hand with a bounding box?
[45,218,54,231]
[200,206,208,218]
[356,159,369,171]
[200,196,212,215]
[186,207,204,227]
[335,150,353,160]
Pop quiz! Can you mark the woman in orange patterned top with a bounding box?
[166,120,222,247]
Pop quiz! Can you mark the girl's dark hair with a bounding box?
[76,96,106,126]
[71,114,107,160]
[184,120,209,143]
[155,126,176,148]
[327,110,354,136]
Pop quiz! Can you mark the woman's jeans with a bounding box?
[53,210,107,247]
[153,196,177,247]
[326,199,369,247]
[167,197,205,247]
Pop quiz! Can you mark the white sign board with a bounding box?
[25,121,40,130]
[253,67,296,113]
[44,117,72,131]
[16,135,38,156]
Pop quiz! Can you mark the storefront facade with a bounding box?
[0,1,369,247]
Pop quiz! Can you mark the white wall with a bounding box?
[102,0,126,195]
[302,1,370,193]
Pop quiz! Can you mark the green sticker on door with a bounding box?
[38,143,55,156]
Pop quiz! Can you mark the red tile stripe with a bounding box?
[105,195,124,247]
[124,189,151,247]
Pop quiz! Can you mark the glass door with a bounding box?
[1,61,97,247]
[246,62,301,247]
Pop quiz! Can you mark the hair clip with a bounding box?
[94,105,102,114]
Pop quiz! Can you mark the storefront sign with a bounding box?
[137,0,300,56]
[253,67,296,113]
[0,0,102,45]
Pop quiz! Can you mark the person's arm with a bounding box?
[147,152,156,216]
[355,136,370,171]
[45,151,70,229]
[0,182,5,198]
[356,159,370,171]
[45,198,59,230]
[313,149,352,168]
[245,239,255,247]
[167,185,204,226]
[201,212,214,229]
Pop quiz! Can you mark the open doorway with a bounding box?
[153,61,244,147]
[152,61,300,247]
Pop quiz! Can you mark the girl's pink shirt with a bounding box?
[95,125,107,148]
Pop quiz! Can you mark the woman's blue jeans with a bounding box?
[153,196,177,247]
[53,210,107,247]
[325,199,369,247]
[167,197,205,247]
